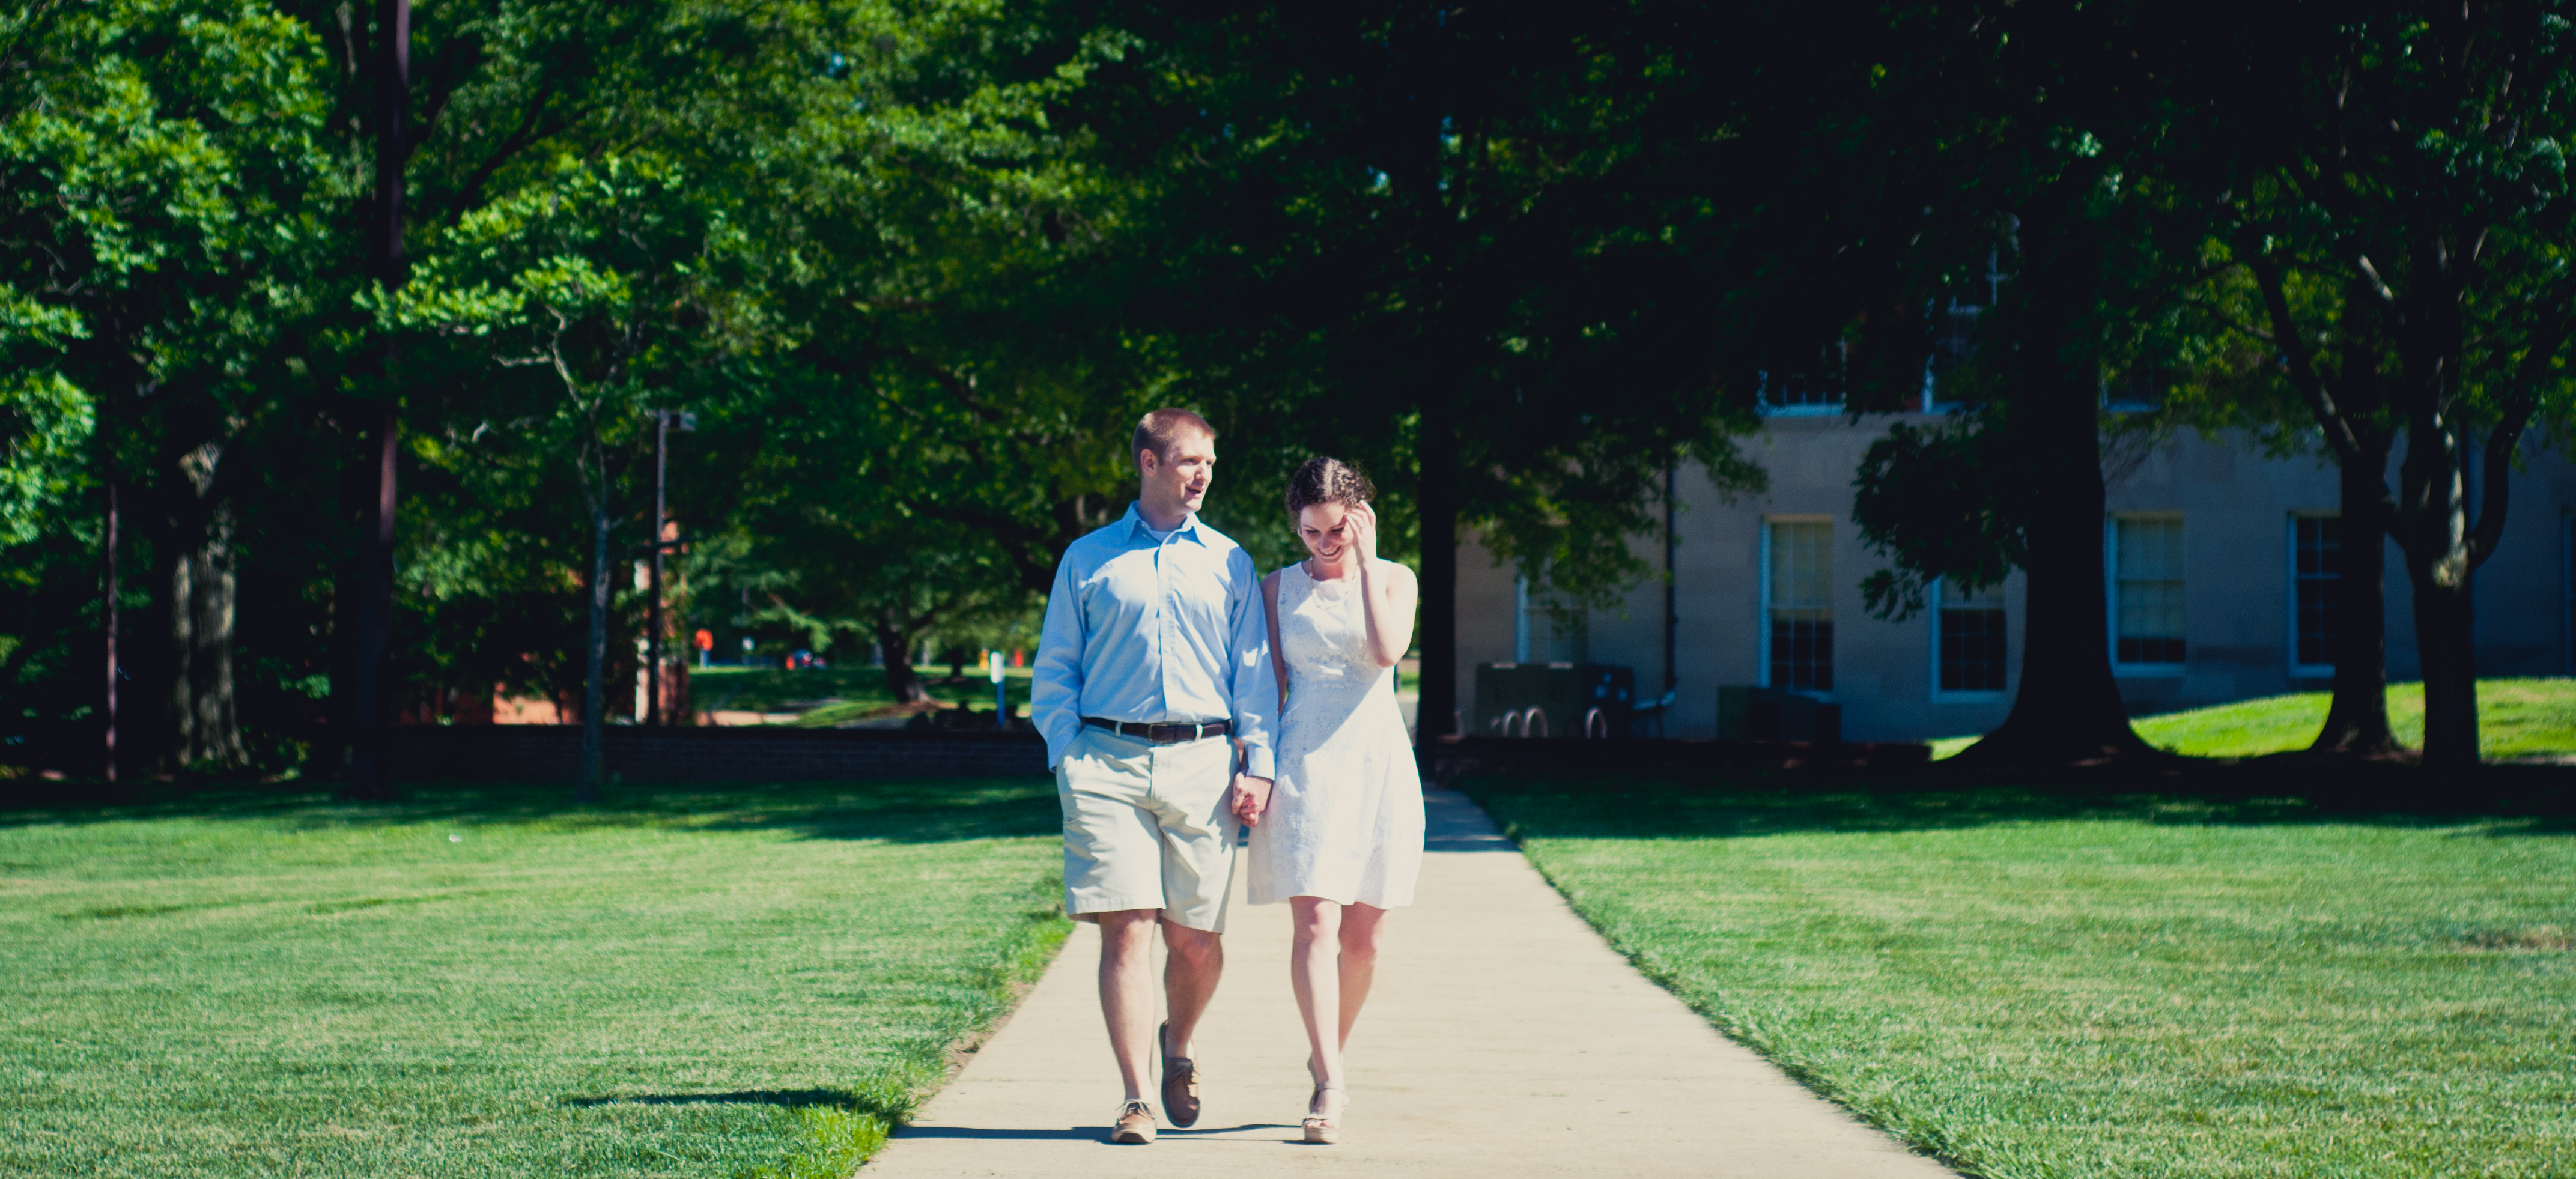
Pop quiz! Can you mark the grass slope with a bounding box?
[1468,779,2576,1178]
[0,780,1068,1178]
[700,669,1030,715]
[1931,677,2576,759]
[690,665,1031,725]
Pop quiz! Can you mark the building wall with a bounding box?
[1453,415,2572,744]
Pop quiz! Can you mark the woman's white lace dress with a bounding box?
[1247,559,1424,908]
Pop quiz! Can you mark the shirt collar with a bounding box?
[1123,501,1204,545]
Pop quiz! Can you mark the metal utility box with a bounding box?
[1715,686,1842,742]
[1475,663,1635,738]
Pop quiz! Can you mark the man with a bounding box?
[1031,408,1278,1145]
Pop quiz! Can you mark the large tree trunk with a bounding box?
[1957,191,2151,766]
[169,503,246,770]
[2393,416,2481,775]
[875,618,932,704]
[1414,395,1458,750]
[333,0,408,797]
[576,506,610,799]
[166,440,246,771]
[2312,435,2398,753]
[2407,561,2477,771]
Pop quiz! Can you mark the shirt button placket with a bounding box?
[1155,535,1173,718]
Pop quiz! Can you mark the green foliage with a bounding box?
[1083,2,1774,608]
[1852,415,2026,620]
[0,369,91,552]
[0,0,345,769]
[10,0,2563,778]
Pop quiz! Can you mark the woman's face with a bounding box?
[1296,502,1352,562]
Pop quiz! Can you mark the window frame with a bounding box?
[1514,572,1531,664]
[1924,256,2008,414]
[1756,341,1855,417]
[1760,515,1836,695]
[2288,511,2339,679]
[1513,572,1583,665]
[1928,577,2012,702]
[1754,369,1845,417]
[2106,511,2189,677]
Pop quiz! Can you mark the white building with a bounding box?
[1451,408,2572,744]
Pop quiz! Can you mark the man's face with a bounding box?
[1140,430,1216,517]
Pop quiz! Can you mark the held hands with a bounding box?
[1345,500,1379,568]
[1228,774,1274,827]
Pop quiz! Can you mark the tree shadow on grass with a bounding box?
[0,778,1063,843]
[564,1089,860,1109]
[1460,760,2576,841]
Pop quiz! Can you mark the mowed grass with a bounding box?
[1468,777,2576,1179]
[1930,677,2576,759]
[0,779,1069,1178]
[691,665,1031,725]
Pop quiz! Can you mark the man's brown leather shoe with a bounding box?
[1159,1021,1202,1127]
[1110,1099,1158,1144]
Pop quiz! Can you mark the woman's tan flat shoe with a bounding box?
[1301,1084,1346,1145]
[1111,1099,1158,1144]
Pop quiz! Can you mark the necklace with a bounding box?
[1304,556,1358,583]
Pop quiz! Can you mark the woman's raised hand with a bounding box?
[1346,501,1379,567]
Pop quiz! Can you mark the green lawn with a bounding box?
[1931,677,2576,759]
[0,780,1068,1178]
[1469,777,2576,1178]
[690,665,1032,724]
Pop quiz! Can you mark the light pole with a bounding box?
[988,650,1007,729]
[643,409,695,725]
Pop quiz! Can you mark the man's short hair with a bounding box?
[1133,408,1216,469]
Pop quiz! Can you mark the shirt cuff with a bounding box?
[1241,745,1275,781]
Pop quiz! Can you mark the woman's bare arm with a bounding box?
[1344,502,1415,668]
[1356,559,1417,668]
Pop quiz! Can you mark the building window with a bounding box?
[1759,342,1848,416]
[1514,574,1584,664]
[1924,255,2007,413]
[1764,520,1834,691]
[1934,578,2009,694]
[2292,515,2338,672]
[2112,515,2186,668]
[1922,303,1981,411]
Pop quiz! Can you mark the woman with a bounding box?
[1241,456,1424,1145]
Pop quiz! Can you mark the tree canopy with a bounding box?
[4,0,2570,778]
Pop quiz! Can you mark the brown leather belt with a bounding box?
[1084,717,1230,744]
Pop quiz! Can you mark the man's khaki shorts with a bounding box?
[1056,726,1238,933]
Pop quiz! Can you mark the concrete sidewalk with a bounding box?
[860,789,1955,1178]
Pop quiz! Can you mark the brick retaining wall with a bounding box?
[389,724,1049,783]
[386,726,1924,785]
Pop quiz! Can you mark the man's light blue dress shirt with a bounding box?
[1032,503,1279,780]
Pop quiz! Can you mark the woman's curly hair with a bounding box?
[1284,456,1374,514]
